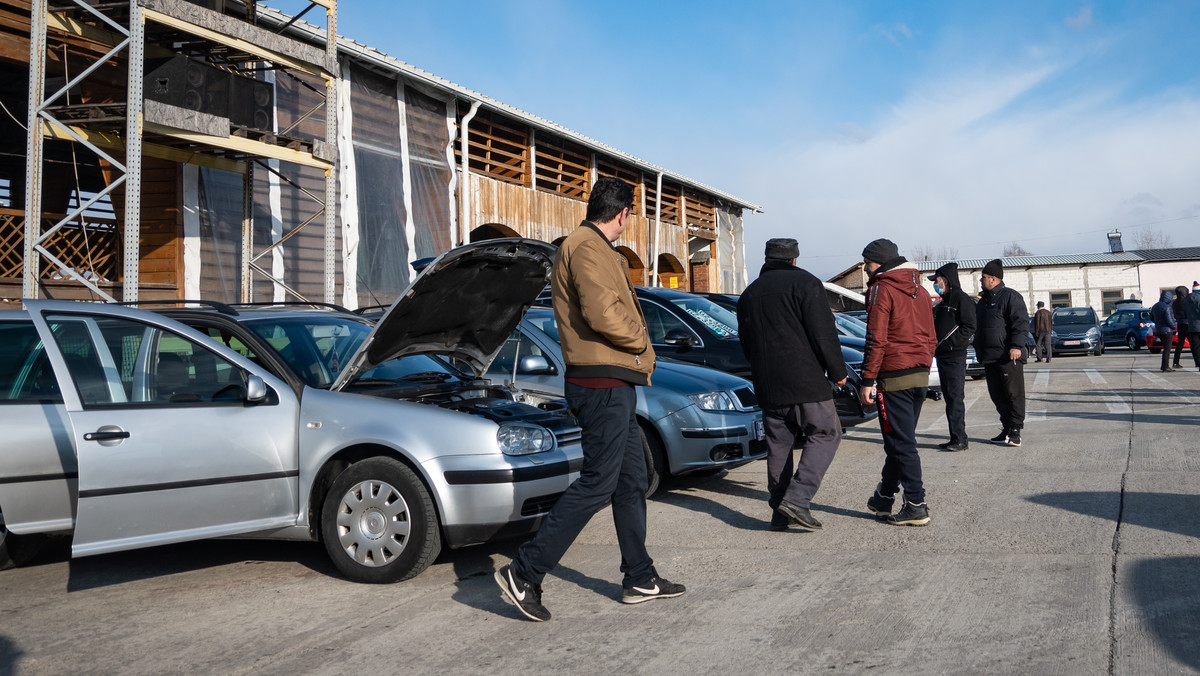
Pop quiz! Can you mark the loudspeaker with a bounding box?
[228,72,274,132]
[143,56,228,118]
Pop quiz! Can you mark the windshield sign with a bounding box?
[670,297,739,338]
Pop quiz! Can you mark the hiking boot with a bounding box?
[944,441,969,452]
[622,573,686,604]
[1005,430,1022,447]
[495,563,551,622]
[989,429,1010,444]
[866,484,895,519]
[776,500,823,529]
[888,501,931,526]
[769,509,791,531]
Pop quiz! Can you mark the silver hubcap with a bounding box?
[336,479,411,567]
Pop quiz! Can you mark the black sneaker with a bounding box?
[1005,430,1022,447]
[769,509,791,531]
[776,500,823,529]
[622,574,686,604]
[944,441,969,452]
[495,563,551,622]
[937,441,953,449]
[866,484,895,519]
[888,501,931,526]
[989,429,1009,444]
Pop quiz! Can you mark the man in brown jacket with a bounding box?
[495,177,684,622]
[1033,301,1053,363]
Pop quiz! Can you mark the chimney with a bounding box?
[1107,229,1124,254]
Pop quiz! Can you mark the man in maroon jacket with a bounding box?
[858,239,938,526]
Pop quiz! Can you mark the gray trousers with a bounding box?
[763,399,842,509]
[1035,332,1052,361]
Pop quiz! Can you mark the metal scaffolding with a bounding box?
[23,0,338,303]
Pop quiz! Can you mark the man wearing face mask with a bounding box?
[929,262,976,452]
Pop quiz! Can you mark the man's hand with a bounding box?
[859,385,876,405]
[835,377,847,387]
[1009,348,1022,361]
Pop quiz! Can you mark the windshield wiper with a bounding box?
[399,371,454,383]
[346,378,401,387]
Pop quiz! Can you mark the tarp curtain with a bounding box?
[716,203,745,293]
[195,167,243,302]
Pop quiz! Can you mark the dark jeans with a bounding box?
[1190,331,1200,369]
[1035,332,1052,361]
[984,360,1026,431]
[936,356,967,445]
[1173,323,1189,365]
[1159,331,1175,370]
[513,383,652,587]
[763,399,841,509]
[877,387,927,504]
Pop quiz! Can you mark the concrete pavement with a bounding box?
[2,350,1199,674]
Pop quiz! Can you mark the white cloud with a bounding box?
[737,65,1200,279]
[1065,6,1093,30]
[870,22,915,47]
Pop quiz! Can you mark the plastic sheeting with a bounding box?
[716,203,746,292]
[404,84,454,258]
[194,166,244,302]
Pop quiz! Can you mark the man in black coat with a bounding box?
[737,238,847,531]
[929,262,976,451]
[973,259,1029,447]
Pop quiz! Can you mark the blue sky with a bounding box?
[326,1,1200,280]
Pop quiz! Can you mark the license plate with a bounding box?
[753,418,764,440]
[1064,340,1081,346]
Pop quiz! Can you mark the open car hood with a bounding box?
[331,238,555,391]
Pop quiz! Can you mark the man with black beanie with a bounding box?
[929,262,976,451]
[859,238,937,526]
[737,238,847,531]
[974,259,1029,447]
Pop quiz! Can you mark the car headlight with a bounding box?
[1086,327,1100,339]
[497,423,555,456]
[1050,331,1057,340]
[688,391,738,411]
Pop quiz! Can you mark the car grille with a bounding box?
[521,492,562,517]
[847,361,862,378]
[732,386,757,409]
[553,427,582,447]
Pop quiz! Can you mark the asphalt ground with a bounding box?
[2,350,1199,675]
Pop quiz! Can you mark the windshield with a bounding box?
[835,313,867,338]
[526,310,561,344]
[668,296,739,339]
[1053,308,1097,325]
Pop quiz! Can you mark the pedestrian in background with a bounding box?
[929,262,975,451]
[1186,281,1200,371]
[494,176,684,622]
[1171,286,1189,369]
[1151,289,1177,372]
[859,239,937,526]
[974,259,1029,447]
[737,238,848,531]
[1033,301,1053,363]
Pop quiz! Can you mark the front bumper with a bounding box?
[653,406,766,476]
[1052,335,1102,354]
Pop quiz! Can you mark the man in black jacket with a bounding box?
[737,238,847,531]
[974,259,1029,447]
[929,262,976,451]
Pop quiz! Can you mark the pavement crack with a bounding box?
[1107,364,1135,675]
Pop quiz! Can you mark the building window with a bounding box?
[1101,289,1122,316]
[1050,291,1070,308]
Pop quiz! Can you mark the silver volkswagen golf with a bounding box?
[0,239,581,583]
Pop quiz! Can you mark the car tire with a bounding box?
[638,424,666,498]
[1127,334,1140,351]
[1095,343,1105,356]
[320,457,441,584]
[0,511,46,571]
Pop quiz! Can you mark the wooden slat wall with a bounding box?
[534,135,589,200]
[455,104,528,186]
[135,157,181,287]
[597,158,643,215]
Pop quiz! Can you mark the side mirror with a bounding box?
[246,375,268,402]
[516,355,556,376]
[663,329,698,350]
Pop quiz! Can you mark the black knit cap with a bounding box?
[982,258,1004,279]
[928,262,958,282]
[764,238,800,260]
[861,238,900,264]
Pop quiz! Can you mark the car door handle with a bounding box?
[84,430,131,441]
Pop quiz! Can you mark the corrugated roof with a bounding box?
[913,252,1144,271]
[1128,247,1200,261]
[255,7,764,214]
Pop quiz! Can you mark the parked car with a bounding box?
[485,308,766,496]
[835,312,943,390]
[0,239,584,583]
[1146,331,1192,354]
[1100,306,1155,350]
[1050,307,1105,356]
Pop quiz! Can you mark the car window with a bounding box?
[0,321,64,404]
[526,312,560,344]
[641,301,696,344]
[44,313,250,406]
[244,316,371,388]
[667,296,739,339]
[1052,308,1096,325]
[491,329,550,375]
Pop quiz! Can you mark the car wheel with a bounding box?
[320,457,441,584]
[1095,343,1105,356]
[0,510,45,571]
[638,424,666,497]
[1127,334,1140,351]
